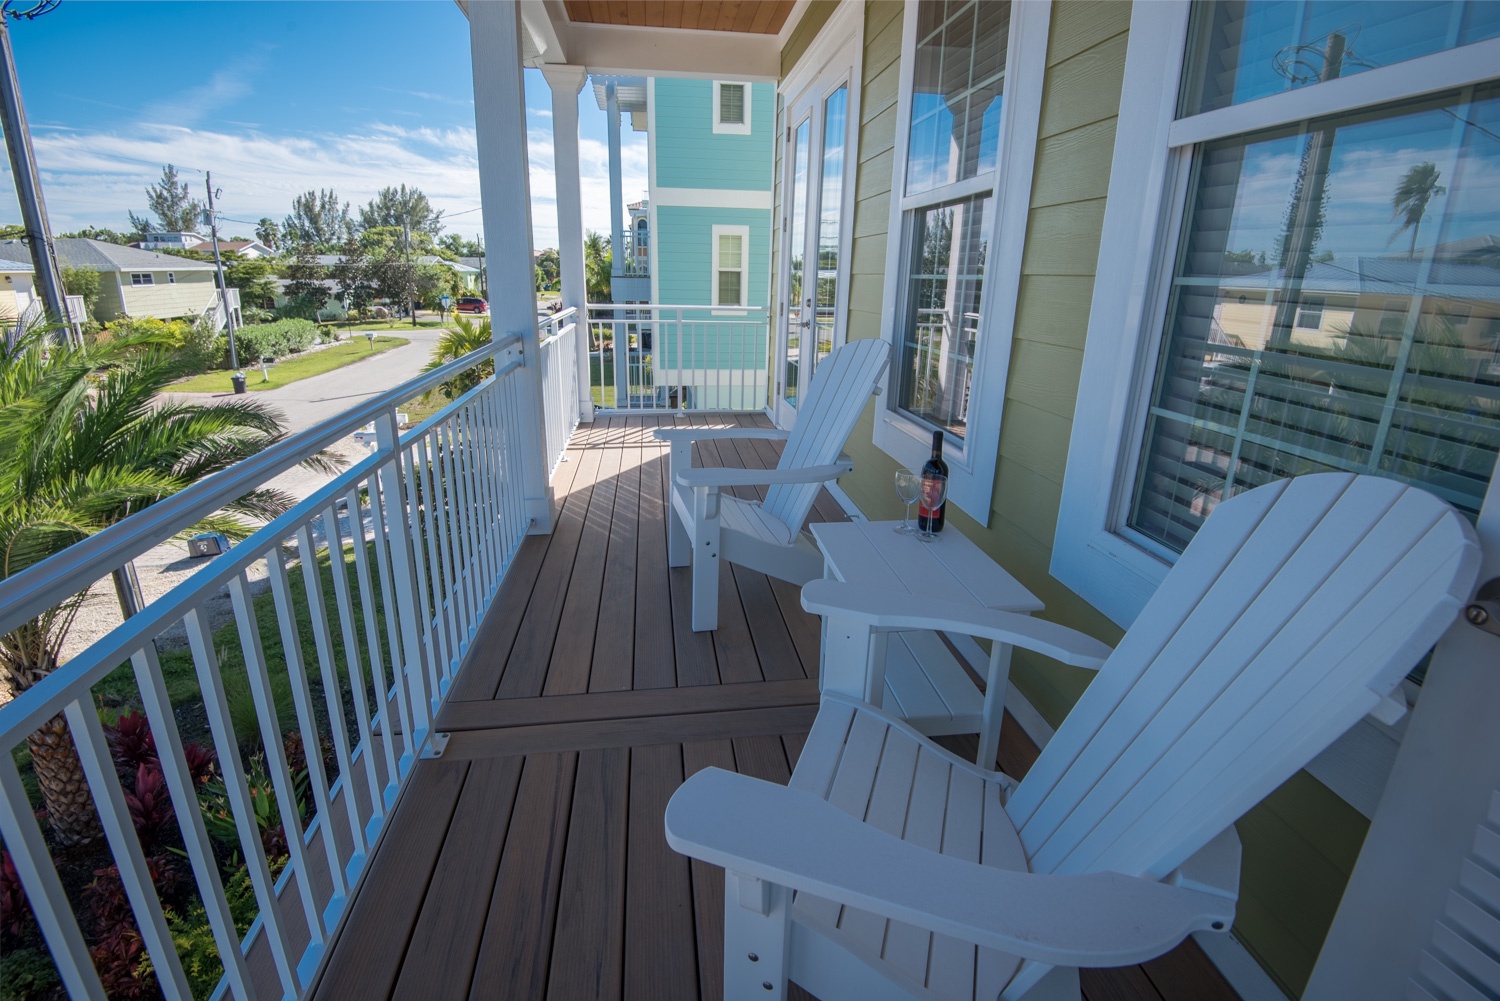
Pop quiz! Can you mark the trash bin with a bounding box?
[231,373,247,394]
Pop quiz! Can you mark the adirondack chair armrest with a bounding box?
[802,581,1114,670]
[652,427,792,444]
[665,768,1237,968]
[675,459,854,490]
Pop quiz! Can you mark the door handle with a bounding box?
[1464,577,1500,637]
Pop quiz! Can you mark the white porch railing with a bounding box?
[587,303,769,412]
[538,307,581,473]
[0,336,537,1000]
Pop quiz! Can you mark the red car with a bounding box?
[456,296,488,314]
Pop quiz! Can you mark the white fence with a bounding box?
[587,303,769,412]
[538,308,581,474]
[0,336,537,1000]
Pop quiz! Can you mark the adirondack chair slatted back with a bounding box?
[763,339,890,532]
[1008,474,1480,883]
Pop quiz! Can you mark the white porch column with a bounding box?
[469,0,554,534]
[606,81,625,281]
[542,64,594,424]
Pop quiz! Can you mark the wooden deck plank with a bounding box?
[624,743,700,1001]
[682,739,737,1001]
[545,418,623,695]
[547,746,630,1001]
[468,752,579,999]
[310,759,469,999]
[1083,964,1168,1001]
[441,704,820,759]
[389,756,524,1001]
[731,563,806,682]
[444,534,549,702]
[437,678,819,731]
[634,428,677,690]
[591,418,642,692]
[1140,940,1239,1000]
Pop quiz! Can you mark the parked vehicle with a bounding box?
[456,296,488,314]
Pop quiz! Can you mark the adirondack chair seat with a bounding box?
[665,473,1484,1000]
[655,339,890,631]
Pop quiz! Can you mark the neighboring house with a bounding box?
[592,72,774,407]
[187,238,276,259]
[2,237,220,322]
[459,255,486,295]
[0,257,36,325]
[416,254,482,291]
[139,230,210,252]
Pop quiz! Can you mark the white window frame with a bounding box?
[167,272,176,284]
[711,223,750,313]
[131,272,154,286]
[1052,2,1500,815]
[712,80,752,135]
[871,0,1051,522]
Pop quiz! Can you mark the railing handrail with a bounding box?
[0,336,519,640]
[585,303,768,313]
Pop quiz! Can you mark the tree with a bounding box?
[535,247,560,292]
[360,184,443,237]
[0,326,319,845]
[59,266,100,318]
[128,164,205,235]
[438,233,483,258]
[422,317,493,399]
[281,245,328,317]
[59,226,132,245]
[332,238,376,320]
[254,217,280,251]
[584,231,611,303]
[1391,162,1447,260]
[223,253,277,309]
[282,189,353,251]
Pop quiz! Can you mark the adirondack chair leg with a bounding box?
[723,871,792,1001]
[976,641,1014,768]
[669,442,691,568]
[692,486,722,631]
[1002,962,1080,1000]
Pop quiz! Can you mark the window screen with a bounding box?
[719,83,745,126]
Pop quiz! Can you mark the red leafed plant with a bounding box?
[124,763,175,849]
[104,711,157,776]
[0,849,33,940]
[181,742,217,788]
[89,925,155,999]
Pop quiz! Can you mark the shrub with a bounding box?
[104,711,156,775]
[0,850,32,940]
[230,318,318,362]
[125,763,175,849]
[163,861,264,998]
[0,947,60,1001]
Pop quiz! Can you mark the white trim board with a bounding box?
[652,187,773,209]
[712,80,753,135]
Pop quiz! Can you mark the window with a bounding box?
[872,0,1049,518]
[167,272,176,284]
[712,81,751,135]
[131,273,153,286]
[711,225,749,310]
[1057,2,1500,627]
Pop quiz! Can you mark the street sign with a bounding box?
[440,294,452,307]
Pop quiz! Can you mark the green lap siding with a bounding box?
[779,1,1370,994]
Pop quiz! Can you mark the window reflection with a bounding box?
[906,1,1009,196]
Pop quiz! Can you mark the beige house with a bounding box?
[0,256,36,324]
[1,237,221,322]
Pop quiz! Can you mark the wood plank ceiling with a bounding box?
[562,0,797,34]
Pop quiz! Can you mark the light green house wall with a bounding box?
[652,78,775,190]
[780,2,1371,995]
[107,269,217,321]
[654,204,772,371]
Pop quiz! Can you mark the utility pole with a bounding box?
[403,219,416,327]
[0,10,70,343]
[203,172,244,391]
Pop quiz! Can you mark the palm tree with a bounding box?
[1391,162,1447,260]
[584,230,612,304]
[0,325,324,845]
[422,316,494,400]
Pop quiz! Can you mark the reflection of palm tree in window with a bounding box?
[1389,162,1447,260]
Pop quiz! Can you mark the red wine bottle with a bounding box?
[917,429,948,534]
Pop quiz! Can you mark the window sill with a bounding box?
[872,408,991,523]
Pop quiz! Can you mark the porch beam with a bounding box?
[541,64,594,424]
[468,0,555,533]
[551,22,780,81]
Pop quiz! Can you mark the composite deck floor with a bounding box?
[308,414,1241,1001]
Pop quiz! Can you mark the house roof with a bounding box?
[0,238,217,273]
[0,258,33,273]
[187,239,273,256]
[460,256,485,272]
[416,255,479,273]
[1219,254,1500,304]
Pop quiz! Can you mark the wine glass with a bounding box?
[917,473,947,543]
[893,469,920,534]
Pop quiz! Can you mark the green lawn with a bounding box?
[326,317,448,332]
[169,336,408,393]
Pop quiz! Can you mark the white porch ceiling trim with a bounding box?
[652,187,773,210]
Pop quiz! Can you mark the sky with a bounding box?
[0,0,648,249]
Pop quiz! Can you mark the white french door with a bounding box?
[773,44,856,428]
[1306,473,1500,999]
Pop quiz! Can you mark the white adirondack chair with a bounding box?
[654,338,890,631]
[665,473,1483,1000]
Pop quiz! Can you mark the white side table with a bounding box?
[809,520,1043,766]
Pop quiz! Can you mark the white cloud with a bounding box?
[3,111,648,250]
